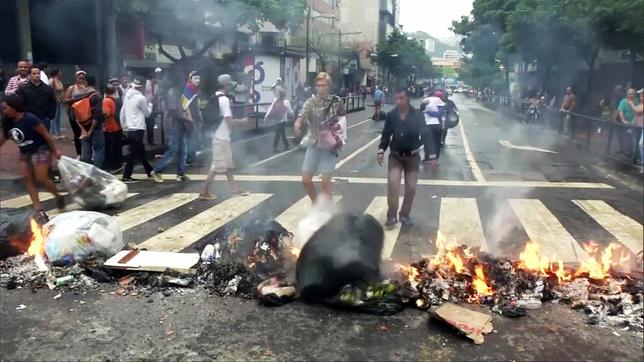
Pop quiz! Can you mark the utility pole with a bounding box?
[305,0,311,86]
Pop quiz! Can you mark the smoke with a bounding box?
[292,195,338,249]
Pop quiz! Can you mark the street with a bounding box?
[1,95,643,360]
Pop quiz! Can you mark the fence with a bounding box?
[481,95,643,165]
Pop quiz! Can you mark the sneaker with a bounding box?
[176,174,190,182]
[152,172,164,183]
[385,217,398,228]
[199,193,218,200]
[400,216,414,226]
[231,189,250,197]
[122,178,140,184]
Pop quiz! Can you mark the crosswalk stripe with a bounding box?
[137,193,272,252]
[274,195,343,234]
[116,193,199,231]
[335,136,381,169]
[572,200,643,255]
[364,196,402,260]
[45,193,139,218]
[439,198,488,251]
[1,193,65,209]
[509,199,590,263]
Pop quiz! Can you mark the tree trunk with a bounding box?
[585,47,599,95]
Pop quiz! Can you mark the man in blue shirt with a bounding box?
[373,86,384,121]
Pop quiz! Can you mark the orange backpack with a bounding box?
[71,92,96,125]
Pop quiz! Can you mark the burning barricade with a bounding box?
[395,238,643,332]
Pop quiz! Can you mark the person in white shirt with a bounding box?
[119,77,157,183]
[39,63,50,85]
[264,89,294,152]
[271,78,283,100]
[199,74,250,200]
[420,91,445,165]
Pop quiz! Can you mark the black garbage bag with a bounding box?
[296,213,384,302]
[0,208,34,258]
[324,281,405,315]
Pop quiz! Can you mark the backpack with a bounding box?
[203,94,225,131]
[71,92,97,125]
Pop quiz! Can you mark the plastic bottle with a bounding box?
[201,244,215,263]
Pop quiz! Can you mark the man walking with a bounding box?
[77,75,105,168]
[4,60,30,96]
[377,89,425,227]
[559,86,576,134]
[120,77,157,183]
[200,74,249,199]
[103,84,122,172]
[145,68,161,145]
[373,86,384,121]
[16,65,57,131]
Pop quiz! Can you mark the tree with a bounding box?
[115,0,306,65]
[374,29,436,88]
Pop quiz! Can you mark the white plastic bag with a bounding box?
[58,156,128,209]
[44,211,124,264]
[292,196,336,249]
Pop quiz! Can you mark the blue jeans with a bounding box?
[154,123,187,175]
[50,104,62,136]
[302,145,337,175]
[81,128,105,169]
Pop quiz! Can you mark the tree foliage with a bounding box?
[452,0,644,95]
[374,29,436,87]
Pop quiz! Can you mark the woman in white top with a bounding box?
[265,89,294,152]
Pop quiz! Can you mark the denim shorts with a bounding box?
[302,145,337,175]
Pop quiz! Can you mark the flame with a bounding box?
[398,264,420,286]
[27,218,45,256]
[471,265,493,296]
[575,242,618,279]
[551,260,572,283]
[518,241,550,275]
[290,247,301,258]
[445,250,465,273]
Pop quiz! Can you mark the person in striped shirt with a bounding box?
[4,60,30,96]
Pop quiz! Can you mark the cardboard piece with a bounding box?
[104,250,200,273]
[431,303,494,344]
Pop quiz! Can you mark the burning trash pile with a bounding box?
[396,239,643,331]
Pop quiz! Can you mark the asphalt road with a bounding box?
[1,95,643,361]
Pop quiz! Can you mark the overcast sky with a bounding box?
[399,0,473,39]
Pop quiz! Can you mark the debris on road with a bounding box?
[104,250,199,273]
[432,303,493,344]
[257,277,296,306]
[0,208,35,258]
[16,304,26,311]
[58,156,128,209]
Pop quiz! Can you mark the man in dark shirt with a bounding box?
[377,88,425,227]
[16,65,56,130]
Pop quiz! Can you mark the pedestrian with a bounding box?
[63,70,88,157]
[294,72,347,202]
[627,89,643,171]
[373,86,384,121]
[103,84,122,172]
[119,75,130,99]
[440,91,458,145]
[48,68,65,139]
[199,74,249,200]
[120,77,157,183]
[181,71,203,167]
[377,88,424,227]
[0,96,65,220]
[151,81,190,182]
[271,78,283,100]
[4,60,30,96]
[77,75,105,168]
[421,90,445,166]
[145,68,161,145]
[38,63,50,86]
[16,65,57,131]
[559,86,576,134]
[265,89,294,152]
[618,87,642,163]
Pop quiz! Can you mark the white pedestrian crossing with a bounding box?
[1,192,66,208]
[439,197,488,251]
[509,199,590,263]
[364,196,402,260]
[116,193,199,231]
[45,193,139,218]
[274,195,343,235]
[137,193,272,252]
[572,200,643,255]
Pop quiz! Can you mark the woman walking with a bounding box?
[0,96,65,220]
[265,89,294,152]
[49,68,66,140]
[63,70,88,157]
[294,72,347,202]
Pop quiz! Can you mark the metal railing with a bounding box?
[480,95,643,164]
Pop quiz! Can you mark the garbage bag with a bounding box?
[0,208,34,258]
[325,281,405,315]
[58,156,128,209]
[296,213,384,302]
[292,196,336,250]
[445,109,460,129]
[44,211,124,264]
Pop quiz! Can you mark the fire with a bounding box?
[445,250,465,273]
[398,264,420,288]
[471,265,493,296]
[518,241,550,275]
[551,260,572,283]
[27,218,45,256]
[575,242,619,280]
[290,247,301,258]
